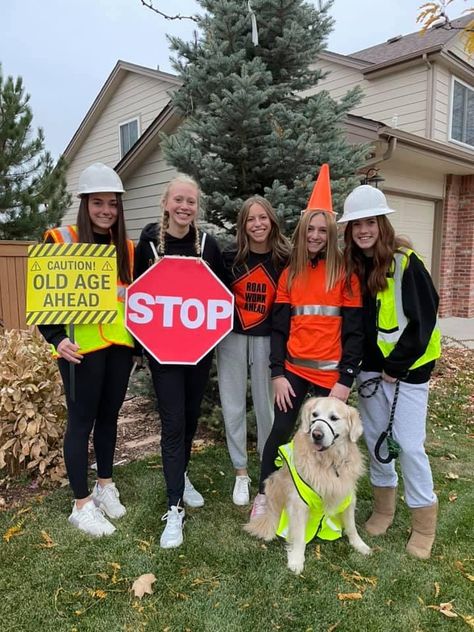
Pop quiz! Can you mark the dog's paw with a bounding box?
[287,559,304,574]
[287,551,305,574]
[355,541,372,556]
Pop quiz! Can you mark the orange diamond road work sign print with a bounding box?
[232,263,276,330]
[126,256,234,365]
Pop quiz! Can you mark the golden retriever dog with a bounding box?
[245,397,371,574]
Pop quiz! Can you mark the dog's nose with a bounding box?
[312,430,324,444]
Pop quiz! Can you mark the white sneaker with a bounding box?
[250,493,267,519]
[183,473,204,508]
[160,505,185,549]
[68,499,116,537]
[92,482,126,519]
[233,475,251,506]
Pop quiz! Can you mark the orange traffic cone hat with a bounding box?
[304,164,333,214]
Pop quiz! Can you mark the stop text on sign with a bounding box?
[125,256,234,365]
[128,294,232,329]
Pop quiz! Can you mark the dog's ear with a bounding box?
[347,405,363,442]
[300,397,318,433]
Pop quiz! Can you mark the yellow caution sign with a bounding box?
[26,243,118,325]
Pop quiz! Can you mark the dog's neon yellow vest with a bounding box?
[275,441,352,544]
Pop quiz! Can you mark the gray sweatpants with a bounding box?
[216,332,274,470]
[357,371,436,508]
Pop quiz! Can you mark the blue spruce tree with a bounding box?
[162,0,367,232]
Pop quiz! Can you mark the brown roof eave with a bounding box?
[378,125,474,165]
[361,45,443,76]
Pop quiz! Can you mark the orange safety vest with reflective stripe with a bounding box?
[276,262,361,388]
[43,225,134,355]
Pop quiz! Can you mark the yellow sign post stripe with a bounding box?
[26,243,118,325]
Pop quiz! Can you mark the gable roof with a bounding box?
[62,60,180,162]
[351,14,473,66]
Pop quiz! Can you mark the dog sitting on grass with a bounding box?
[245,397,371,574]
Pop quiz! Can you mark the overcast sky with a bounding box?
[1,0,470,158]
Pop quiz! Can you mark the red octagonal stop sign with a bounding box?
[126,256,234,365]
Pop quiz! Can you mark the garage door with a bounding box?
[385,194,435,272]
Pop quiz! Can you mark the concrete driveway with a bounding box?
[439,317,474,349]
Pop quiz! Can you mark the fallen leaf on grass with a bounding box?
[448,491,458,502]
[445,472,459,480]
[337,592,363,600]
[131,573,156,599]
[314,544,321,560]
[341,571,377,587]
[327,624,340,632]
[461,615,474,628]
[434,582,440,598]
[39,530,58,548]
[3,522,24,542]
[427,602,458,618]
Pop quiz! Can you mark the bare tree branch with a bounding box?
[140,0,199,22]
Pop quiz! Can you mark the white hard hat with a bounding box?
[76,162,125,198]
[337,185,395,223]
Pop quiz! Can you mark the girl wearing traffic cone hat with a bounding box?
[248,165,364,520]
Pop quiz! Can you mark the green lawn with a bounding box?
[1,348,473,632]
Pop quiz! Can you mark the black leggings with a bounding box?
[58,345,133,499]
[259,370,330,492]
[147,351,213,508]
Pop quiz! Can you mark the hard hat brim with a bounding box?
[76,187,125,198]
[337,207,396,223]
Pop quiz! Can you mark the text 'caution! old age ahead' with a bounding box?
[26,243,117,325]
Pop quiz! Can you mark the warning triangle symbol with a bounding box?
[31,262,41,271]
[102,261,113,271]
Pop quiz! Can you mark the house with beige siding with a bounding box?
[61,17,474,316]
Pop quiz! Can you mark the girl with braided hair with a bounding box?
[134,174,224,549]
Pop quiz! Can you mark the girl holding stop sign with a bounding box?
[134,174,224,549]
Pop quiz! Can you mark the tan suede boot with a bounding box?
[406,502,438,559]
[365,486,397,536]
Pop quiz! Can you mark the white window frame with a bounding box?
[449,76,474,150]
[118,117,140,158]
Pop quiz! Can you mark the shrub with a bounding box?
[0,329,66,483]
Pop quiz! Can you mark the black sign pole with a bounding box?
[69,323,76,402]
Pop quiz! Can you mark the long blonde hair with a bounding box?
[158,174,202,256]
[287,211,342,291]
[233,196,290,271]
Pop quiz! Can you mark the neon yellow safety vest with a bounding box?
[43,225,134,355]
[275,441,352,544]
[376,248,441,370]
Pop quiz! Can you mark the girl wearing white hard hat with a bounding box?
[340,184,441,559]
[38,162,135,537]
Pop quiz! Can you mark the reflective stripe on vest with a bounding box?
[275,441,352,543]
[291,305,341,317]
[45,225,79,243]
[47,225,134,354]
[286,354,339,371]
[377,249,441,370]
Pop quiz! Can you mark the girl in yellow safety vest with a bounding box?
[340,184,441,560]
[38,162,135,537]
